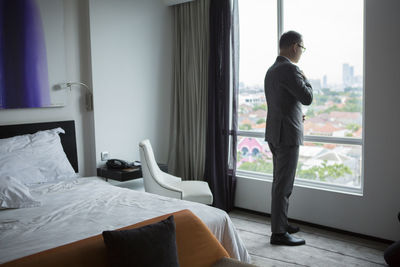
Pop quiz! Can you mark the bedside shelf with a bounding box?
[97,163,168,182]
[97,167,141,182]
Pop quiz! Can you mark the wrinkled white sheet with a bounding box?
[0,177,250,263]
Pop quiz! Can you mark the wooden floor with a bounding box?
[228,209,388,267]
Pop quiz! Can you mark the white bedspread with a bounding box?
[0,177,250,264]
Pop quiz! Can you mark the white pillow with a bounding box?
[29,128,77,182]
[0,134,31,153]
[0,151,46,185]
[0,128,77,185]
[0,176,41,209]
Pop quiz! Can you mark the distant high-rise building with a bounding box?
[322,75,327,88]
[342,63,354,87]
[309,79,321,92]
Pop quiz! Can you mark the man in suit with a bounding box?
[264,31,313,246]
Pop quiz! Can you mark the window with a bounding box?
[237,0,364,193]
[238,0,277,132]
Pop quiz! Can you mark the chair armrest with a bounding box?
[152,186,183,199]
[150,173,183,199]
[161,172,182,183]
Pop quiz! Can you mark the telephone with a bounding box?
[106,159,133,169]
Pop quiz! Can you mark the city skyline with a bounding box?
[240,62,363,91]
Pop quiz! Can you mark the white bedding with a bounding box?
[0,177,250,264]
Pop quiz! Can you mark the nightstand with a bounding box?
[96,163,168,182]
[97,167,142,182]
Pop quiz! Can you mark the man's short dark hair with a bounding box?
[279,31,302,49]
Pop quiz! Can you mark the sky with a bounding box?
[238,0,364,87]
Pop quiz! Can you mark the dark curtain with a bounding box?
[230,0,239,208]
[204,0,234,211]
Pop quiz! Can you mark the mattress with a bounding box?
[0,177,250,263]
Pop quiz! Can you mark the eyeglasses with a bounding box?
[297,43,306,52]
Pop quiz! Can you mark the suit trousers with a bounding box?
[268,143,299,234]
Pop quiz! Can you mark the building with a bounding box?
[342,63,354,87]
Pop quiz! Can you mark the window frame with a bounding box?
[235,0,365,195]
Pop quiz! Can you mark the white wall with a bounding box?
[235,0,400,241]
[0,0,96,176]
[37,0,68,106]
[89,0,173,165]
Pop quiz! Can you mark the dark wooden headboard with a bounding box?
[0,120,79,173]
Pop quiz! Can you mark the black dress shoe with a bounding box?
[270,232,306,246]
[287,224,300,234]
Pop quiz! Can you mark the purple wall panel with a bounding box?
[0,0,50,109]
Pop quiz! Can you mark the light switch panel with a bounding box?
[101,151,110,161]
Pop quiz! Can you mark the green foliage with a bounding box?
[237,151,243,162]
[332,97,342,103]
[314,94,329,106]
[349,92,361,98]
[296,166,317,179]
[321,88,331,95]
[341,103,361,112]
[344,87,362,93]
[306,108,315,117]
[239,123,252,130]
[238,158,274,174]
[313,88,362,113]
[296,160,352,181]
[256,118,266,124]
[253,103,267,111]
[238,159,352,182]
[238,156,353,183]
[318,99,362,114]
[318,105,340,115]
[342,98,362,112]
[346,123,360,132]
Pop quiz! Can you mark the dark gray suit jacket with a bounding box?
[264,56,313,146]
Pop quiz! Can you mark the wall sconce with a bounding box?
[57,81,93,111]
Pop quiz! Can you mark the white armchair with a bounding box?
[139,139,213,205]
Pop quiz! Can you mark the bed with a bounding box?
[0,121,250,264]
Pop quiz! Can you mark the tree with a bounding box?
[297,161,352,181]
[253,103,267,111]
[306,108,315,117]
[237,151,243,162]
[342,98,362,112]
[321,88,331,95]
[332,96,341,103]
[314,94,329,106]
[239,123,252,130]
[346,123,360,132]
[318,105,340,115]
[238,158,274,173]
[256,118,266,124]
